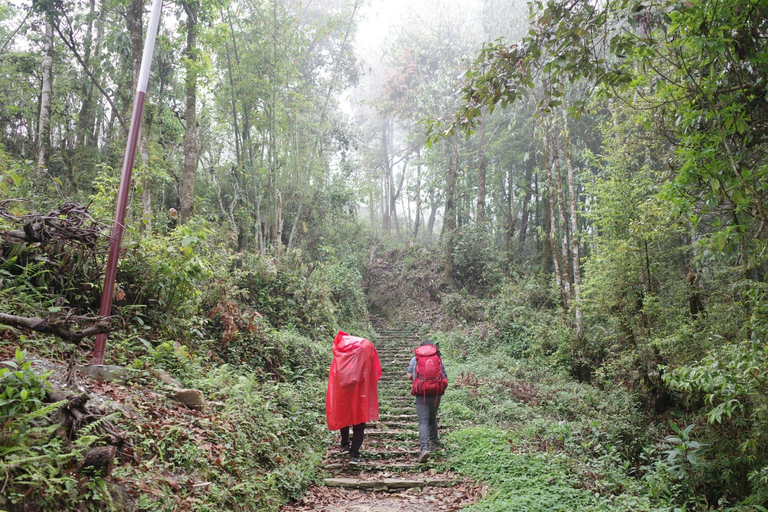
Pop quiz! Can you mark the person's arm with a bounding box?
[407,356,415,380]
[441,361,447,378]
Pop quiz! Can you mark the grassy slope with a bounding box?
[438,351,670,511]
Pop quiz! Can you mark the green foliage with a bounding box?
[0,349,109,510]
[116,221,213,336]
[0,146,34,198]
[185,366,326,509]
[446,427,664,511]
[232,250,367,340]
[144,341,195,381]
[663,423,708,482]
[0,349,51,442]
[488,276,560,360]
[448,228,504,294]
[0,246,55,317]
[665,339,768,505]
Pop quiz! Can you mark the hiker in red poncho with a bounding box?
[407,339,448,463]
[326,331,382,465]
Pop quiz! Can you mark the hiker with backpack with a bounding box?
[407,340,448,463]
[326,331,382,465]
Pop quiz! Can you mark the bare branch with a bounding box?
[0,312,111,343]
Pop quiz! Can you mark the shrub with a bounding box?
[233,251,340,339]
[116,221,213,337]
[448,228,504,294]
[664,338,768,506]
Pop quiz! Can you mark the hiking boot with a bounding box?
[340,444,350,454]
[429,441,441,452]
[349,454,362,465]
[416,450,430,463]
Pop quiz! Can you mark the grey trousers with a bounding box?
[415,394,441,451]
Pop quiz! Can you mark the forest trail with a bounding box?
[280,322,482,511]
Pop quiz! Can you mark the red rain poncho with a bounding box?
[325,331,382,431]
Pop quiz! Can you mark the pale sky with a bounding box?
[353,0,412,59]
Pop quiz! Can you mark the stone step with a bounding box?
[323,461,420,471]
[380,408,413,414]
[326,448,419,459]
[323,477,458,491]
[368,421,417,430]
[379,414,417,420]
[364,430,417,439]
[374,421,416,429]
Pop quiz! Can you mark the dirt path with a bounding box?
[280,323,483,511]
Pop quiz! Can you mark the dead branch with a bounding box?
[46,389,126,446]
[0,312,110,343]
[0,200,107,247]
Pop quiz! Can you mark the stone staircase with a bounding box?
[321,320,457,492]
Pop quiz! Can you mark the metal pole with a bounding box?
[92,0,163,365]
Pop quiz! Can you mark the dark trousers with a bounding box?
[340,423,366,457]
[415,395,441,451]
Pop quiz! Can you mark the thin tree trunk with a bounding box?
[275,190,283,251]
[412,151,422,239]
[552,118,572,304]
[544,124,562,295]
[180,1,199,223]
[507,166,516,259]
[75,0,96,150]
[520,164,532,246]
[443,136,459,281]
[392,156,407,238]
[369,189,377,237]
[255,193,265,253]
[562,104,582,333]
[212,166,237,236]
[476,109,487,224]
[37,17,54,169]
[427,187,437,242]
[87,7,106,147]
[224,39,241,167]
[269,0,278,249]
[382,121,391,234]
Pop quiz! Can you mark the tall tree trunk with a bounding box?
[544,123,562,296]
[562,104,582,333]
[382,121,391,235]
[180,1,199,224]
[224,39,241,167]
[552,118,572,305]
[37,17,54,169]
[369,189,377,237]
[442,136,459,282]
[75,0,96,150]
[392,156,407,238]
[520,164,532,246]
[275,190,283,251]
[224,4,251,169]
[412,151,422,239]
[269,0,279,250]
[476,110,487,224]
[506,166,516,260]
[427,187,437,242]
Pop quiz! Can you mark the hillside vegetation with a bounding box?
[2,0,768,509]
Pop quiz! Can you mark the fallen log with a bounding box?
[0,312,110,343]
